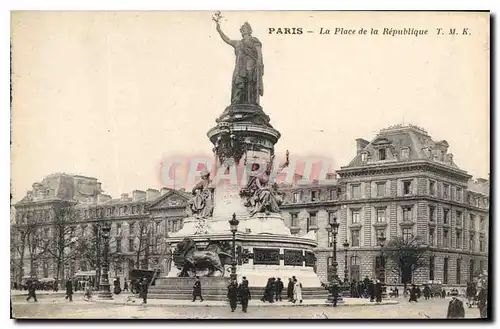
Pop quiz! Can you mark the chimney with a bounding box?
[97,194,112,204]
[132,190,146,201]
[120,193,129,201]
[476,178,488,184]
[446,153,453,164]
[146,188,160,201]
[160,187,170,196]
[356,138,369,154]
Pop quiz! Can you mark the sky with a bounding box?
[10,11,490,202]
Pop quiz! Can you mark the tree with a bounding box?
[41,202,80,283]
[383,235,429,293]
[134,218,153,269]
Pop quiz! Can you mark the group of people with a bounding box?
[347,278,384,303]
[226,276,252,312]
[260,277,284,303]
[285,277,303,304]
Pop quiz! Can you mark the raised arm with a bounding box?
[216,23,234,47]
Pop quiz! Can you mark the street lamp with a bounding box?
[378,231,387,299]
[228,213,239,281]
[326,216,342,304]
[98,221,113,300]
[343,239,350,294]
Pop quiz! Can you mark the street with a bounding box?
[12,296,482,319]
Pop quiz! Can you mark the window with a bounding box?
[329,189,336,200]
[429,180,436,196]
[429,206,436,222]
[456,259,461,284]
[116,238,122,252]
[470,214,475,230]
[456,211,463,226]
[376,182,385,197]
[479,260,485,272]
[470,234,475,251]
[379,148,386,160]
[429,228,435,246]
[350,256,359,265]
[403,181,412,195]
[376,208,386,222]
[156,221,161,233]
[403,206,412,222]
[479,236,485,252]
[456,232,461,249]
[401,148,410,159]
[351,209,360,224]
[44,227,50,237]
[290,213,298,227]
[480,216,485,230]
[456,187,462,202]
[443,257,449,284]
[132,206,137,214]
[128,238,134,251]
[351,230,360,247]
[429,256,435,280]
[469,260,475,282]
[361,153,368,163]
[328,232,334,247]
[443,229,449,247]
[376,229,386,242]
[116,223,122,236]
[292,192,301,203]
[443,209,449,225]
[311,190,319,202]
[351,184,361,199]
[308,212,317,227]
[443,184,449,199]
[403,228,412,242]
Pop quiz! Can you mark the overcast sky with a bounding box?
[11,11,490,201]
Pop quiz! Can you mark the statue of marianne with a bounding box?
[216,20,264,105]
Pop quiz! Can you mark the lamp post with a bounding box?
[343,239,350,296]
[326,216,342,304]
[378,232,387,299]
[98,221,112,300]
[228,213,239,282]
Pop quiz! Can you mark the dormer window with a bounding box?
[401,147,410,159]
[379,148,387,160]
[311,190,320,202]
[361,152,368,163]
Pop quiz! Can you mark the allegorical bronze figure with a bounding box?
[214,12,264,105]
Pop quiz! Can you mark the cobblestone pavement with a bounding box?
[12,297,482,319]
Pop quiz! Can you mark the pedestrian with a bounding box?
[416,285,421,299]
[275,277,284,302]
[287,278,294,302]
[113,278,122,295]
[65,279,73,302]
[394,286,399,298]
[446,296,465,319]
[192,276,203,302]
[368,279,375,302]
[374,279,382,303]
[123,279,129,292]
[84,281,93,301]
[293,276,303,304]
[409,284,418,302]
[261,278,272,302]
[227,279,239,312]
[238,279,251,313]
[26,280,37,302]
[329,283,339,307]
[477,286,487,318]
[139,277,149,304]
[423,285,431,300]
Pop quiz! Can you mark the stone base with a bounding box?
[149,277,328,301]
[98,291,113,300]
[171,213,292,237]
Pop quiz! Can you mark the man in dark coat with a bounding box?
[374,280,382,303]
[26,280,37,302]
[423,285,431,300]
[139,277,149,304]
[227,280,239,312]
[238,280,251,313]
[123,279,129,291]
[65,279,73,302]
[287,278,294,302]
[409,284,418,302]
[368,279,375,302]
[477,286,487,318]
[275,277,284,302]
[192,276,203,302]
[447,296,465,318]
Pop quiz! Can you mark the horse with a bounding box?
[173,238,233,277]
